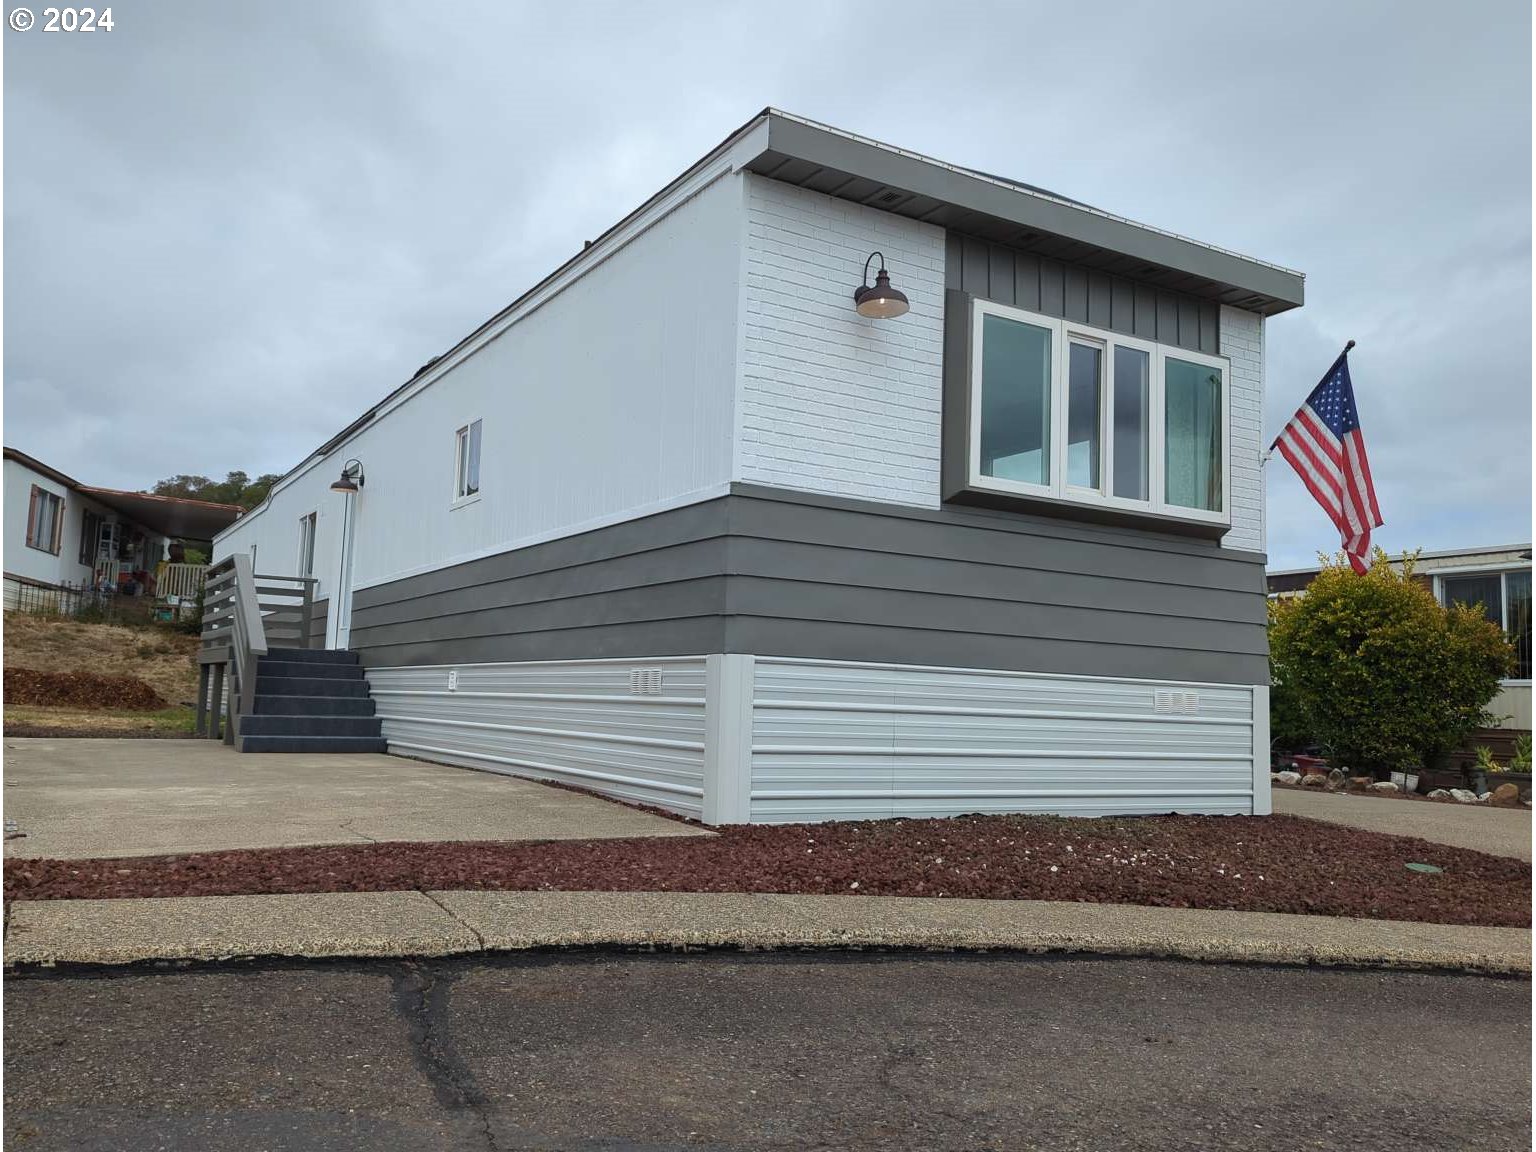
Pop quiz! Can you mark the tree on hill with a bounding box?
[147,471,281,510]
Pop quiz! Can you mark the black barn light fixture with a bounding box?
[330,458,365,494]
[852,251,910,319]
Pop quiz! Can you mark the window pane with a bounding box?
[979,313,1051,486]
[1067,343,1102,489]
[1165,358,1223,511]
[1112,346,1149,500]
[455,428,469,496]
[467,419,482,495]
[1442,574,1503,626]
[1506,571,1531,679]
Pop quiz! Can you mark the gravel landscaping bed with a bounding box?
[5,813,1528,926]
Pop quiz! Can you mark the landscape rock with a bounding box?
[1369,781,1400,793]
[1348,776,1373,792]
[1426,789,1452,801]
[1478,792,1492,803]
[1448,788,1481,804]
[1302,773,1329,788]
[1491,783,1521,805]
[1326,768,1347,791]
[1274,771,1302,786]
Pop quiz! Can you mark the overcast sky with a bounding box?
[4,1,1530,566]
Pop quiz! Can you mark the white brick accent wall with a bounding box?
[737,175,947,507]
[1220,305,1265,554]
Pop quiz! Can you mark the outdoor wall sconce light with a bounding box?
[329,459,365,493]
[852,251,910,319]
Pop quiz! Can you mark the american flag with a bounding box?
[1272,348,1383,574]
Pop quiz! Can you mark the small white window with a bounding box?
[297,512,317,576]
[25,485,63,554]
[454,419,482,501]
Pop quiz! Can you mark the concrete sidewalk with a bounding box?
[1274,786,1532,860]
[3,738,706,859]
[5,890,1528,973]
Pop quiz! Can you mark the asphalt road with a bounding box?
[5,953,1530,1151]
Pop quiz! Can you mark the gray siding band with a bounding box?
[348,487,1267,684]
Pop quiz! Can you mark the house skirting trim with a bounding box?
[366,655,1269,824]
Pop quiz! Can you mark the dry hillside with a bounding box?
[3,615,200,705]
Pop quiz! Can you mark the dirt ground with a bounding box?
[3,705,197,737]
[2,615,199,705]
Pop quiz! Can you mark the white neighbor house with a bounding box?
[214,110,1305,824]
[4,447,242,612]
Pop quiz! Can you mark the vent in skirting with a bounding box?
[629,668,664,696]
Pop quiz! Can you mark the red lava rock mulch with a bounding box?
[6,813,1528,927]
[3,668,166,711]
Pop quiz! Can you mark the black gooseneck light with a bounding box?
[852,251,910,319]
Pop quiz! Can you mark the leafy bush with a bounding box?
[1269,549,1513,777]
[1511,734,1532,772]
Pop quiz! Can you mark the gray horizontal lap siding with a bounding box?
[348,487,1267,685]
[947,232,1220,355]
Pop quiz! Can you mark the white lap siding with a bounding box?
[366,657,708,818]
[746,658,1259,824]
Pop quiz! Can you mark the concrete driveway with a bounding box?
[1273,785,1531,860]
[3,738,707,860]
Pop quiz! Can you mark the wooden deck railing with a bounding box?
[155,562,208,600]
[195,557,317,743]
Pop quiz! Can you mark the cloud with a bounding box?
[4,0,1529,565]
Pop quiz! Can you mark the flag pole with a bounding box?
[1262,339,1356,465]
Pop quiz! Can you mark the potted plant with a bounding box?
[1466,746,1498,795]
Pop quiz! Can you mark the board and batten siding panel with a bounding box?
[748,658,1256,823]
[945,233,1221,356]
[367,657,709,818]
[215,169,742,599]
[736,174,948,508]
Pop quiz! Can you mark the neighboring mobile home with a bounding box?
[4,447,243,615]
[214,109,1304,823]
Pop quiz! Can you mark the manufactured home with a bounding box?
[211,110,1304,823]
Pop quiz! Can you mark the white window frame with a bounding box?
[452,418,482,507]
[966,298,1231,528]
[1432,563,1533,686]
[297,511,317,577]
[26,485,64,555]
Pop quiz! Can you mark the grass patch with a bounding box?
[4,705,197,734]
[2,614,199,704]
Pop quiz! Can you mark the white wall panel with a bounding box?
[367,656,708,818]
[216,171,743,601]
[747,658,1257,823]
[737,175,948,506]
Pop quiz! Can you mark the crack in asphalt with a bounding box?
[390,961,501,1151]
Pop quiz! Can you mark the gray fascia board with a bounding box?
[759,113,1304,312]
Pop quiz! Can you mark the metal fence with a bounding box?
[4,580,174,625]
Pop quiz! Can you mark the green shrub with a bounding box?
[1269,549,1513,777]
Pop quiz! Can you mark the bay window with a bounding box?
[965,299,1229,526]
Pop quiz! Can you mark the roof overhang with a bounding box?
[741,111,1305,316]
[76,487,244,541]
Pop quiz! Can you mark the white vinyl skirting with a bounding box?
[367,655,1268,824]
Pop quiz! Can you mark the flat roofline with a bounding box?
[1268,544,1534,576]
[751,109,1305,314]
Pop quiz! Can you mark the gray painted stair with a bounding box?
[237,648,385,754]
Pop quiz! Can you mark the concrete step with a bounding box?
[256,659,365,681]
[254,675,370,699]
[238,714,384,738]
[236,735,390,755]
[263,647,360,665]
[252,694,377,717]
